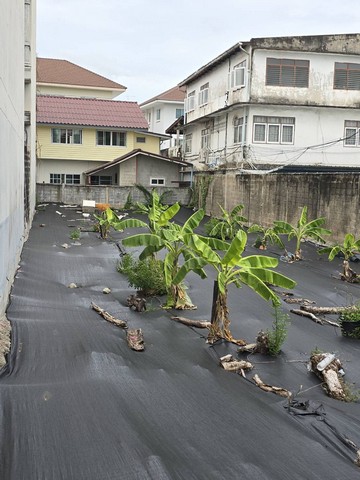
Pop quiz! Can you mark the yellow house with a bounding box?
[36,58,169,185]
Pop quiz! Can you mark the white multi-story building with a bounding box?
[0,0,37,318]
[179,34,360,172]
[140,86,185,154]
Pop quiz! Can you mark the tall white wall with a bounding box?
[0,0,36,317]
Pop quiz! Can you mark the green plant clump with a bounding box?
[339,307,360,339]
[118,254,167,297]
[69,228,81,240]
[267,306,290,355]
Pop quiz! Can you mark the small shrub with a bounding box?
[339,306,360,339]
[267,306,290,356]
[118,254,167,296]
[69,228,81,240]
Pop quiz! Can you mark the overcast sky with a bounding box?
[37,0,360,103]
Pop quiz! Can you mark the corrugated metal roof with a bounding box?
[36,95,149,129]
[140,86,185,106]
[37,57,126,91]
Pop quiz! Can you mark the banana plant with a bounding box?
[319,233,360,283]
[248,224,284,250]
[205,203,247,241]
[174,230,296,344]
[273,206,331,260]
[122,208,207,310]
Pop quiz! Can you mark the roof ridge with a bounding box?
[36,94,138,105]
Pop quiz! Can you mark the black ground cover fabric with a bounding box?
[0,204,359,479]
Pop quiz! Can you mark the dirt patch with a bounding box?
[0,315,11,369]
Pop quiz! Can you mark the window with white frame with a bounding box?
[185,133,192,153]
[50,173,61,184]
[146,111,151,125]
[52,128,82,144]
[253,116,295,144]
[344,120,360,146]
[176,108,184,118]
[186,91,196,112]
[156,109,161,121]
[233,116,246,144]
[96,130,126,146]
[90,175,112,185]
[231,60,246,89]
[201,128,210,149]
[334,63,360,90]
[198,83,209,106]
[150,178,165,186]
[266,58,309,88]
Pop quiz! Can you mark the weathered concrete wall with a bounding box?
[36,184,191,208]
[204,171,360,242]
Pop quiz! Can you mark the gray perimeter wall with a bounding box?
[36,184,191,208]
[204,172,360,243]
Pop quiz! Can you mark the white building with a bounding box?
[179,34,360,172]
[0,0,37,318]
[140,86,185,154]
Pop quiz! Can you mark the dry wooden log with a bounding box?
[252,374,291,398]
[171,316,211,329]
[126,328,145,351]
[300,305,358,315]
[237,343,257,353]
[219,354,253,372]
[284,297,315,305]
[290,308,323,324]
[310,353,346,401]
[91,302,127,328]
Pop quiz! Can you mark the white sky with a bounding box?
[37,0,360,103]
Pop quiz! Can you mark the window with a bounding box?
[156,109,161,121]
[344,120,360,146]
[231,60,246,89]
[186,91,195,112]
[185,133,192,153]
[136,136,146,143]
[90,175,112,185]
[266,58,309,88]
[234,116,246,144]
[253,116,295,144]
[65,174,80,184]
[52,128,82,144]
[176,108,184,118]
[146,112,151,125]
[150,178,165,186]
[97,130,126,146]
[201,128,210,149]
[198,83,209,106]
[334,62,360,90]
[50,173,61,184]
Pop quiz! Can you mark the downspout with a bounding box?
[238,42,252,163]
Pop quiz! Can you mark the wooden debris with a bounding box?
[127,294,146,312]
[171,316,211,329]
[91,302,127,328]
[290,308,323,324]
[252,374,291,398]
[310,353,346,401]
[284,297,315,305]
[300,305,358,315]
[237,343,257,353]
[219,354,253,372]
[126,328,145,351]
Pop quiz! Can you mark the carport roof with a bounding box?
[84,148,192,175]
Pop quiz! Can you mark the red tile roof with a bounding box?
[140,86,185,106]
[37,95,149,129]
[37,57,126,91]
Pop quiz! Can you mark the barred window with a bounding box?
[344,120,360,146]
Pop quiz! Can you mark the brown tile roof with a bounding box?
[37,57,126,91]
[140,86,185,106]
[36,95,149,129]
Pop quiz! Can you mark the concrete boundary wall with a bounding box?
[204,171,360,242]
[36,184,191,208]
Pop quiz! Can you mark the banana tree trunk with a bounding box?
[164,283,196,310]
[341,260,360,283]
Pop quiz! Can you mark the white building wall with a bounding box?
[141,101,184,150]
[0,0,36,318]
